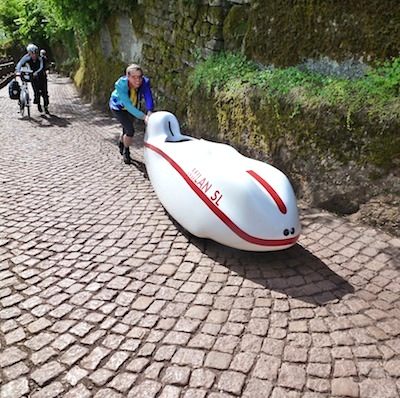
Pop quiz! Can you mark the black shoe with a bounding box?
[38,104,43,112]
[118,140,124,155]
[123,147,131,164]
[44,107,50,115]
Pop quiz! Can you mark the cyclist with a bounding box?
[40,49,49,72]
[16,44,50,114]
[39,49,49,106]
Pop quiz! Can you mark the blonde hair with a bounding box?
[126,63,143,76]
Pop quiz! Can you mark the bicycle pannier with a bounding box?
[9,79,21,100]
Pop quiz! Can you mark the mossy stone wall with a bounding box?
[77,0,400,118]
[141,0,230,117]
[244,0,400,67]
[74,0,399,218]
[187,84,400,213]
[76,0,232,115]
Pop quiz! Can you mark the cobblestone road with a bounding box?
[0,75,399,398]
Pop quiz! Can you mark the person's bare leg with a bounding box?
[123,136,133,148]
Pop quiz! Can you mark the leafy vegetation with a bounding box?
[189,52,400,126]
[0,0,140,39]
[189,52,400,169]
[0,0,139,55]
[0,0,47,44]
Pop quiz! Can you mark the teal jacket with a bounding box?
[109,75,154,119]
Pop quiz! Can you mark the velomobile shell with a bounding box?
[144,111,301,251]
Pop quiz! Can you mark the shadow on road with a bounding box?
[103,134,149,177]
[209,240,353,306]
[42,114,72,127]
[169,219,354,306]
[26,113,72,128]
[130,159,148,177]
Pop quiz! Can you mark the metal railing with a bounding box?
[0,61,15,89]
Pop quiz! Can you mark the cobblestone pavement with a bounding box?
[0,75,399,398]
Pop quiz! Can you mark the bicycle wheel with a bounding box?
[19,93,25,117]
[26,91,30,119]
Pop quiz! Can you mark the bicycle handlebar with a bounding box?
[16,70,34,82]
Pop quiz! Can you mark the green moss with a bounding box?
[223,5,250,51]
[106,14,120,53]
[206,6,225,25]
[74,33,126,108]
[130,4,145,38]
[244,1,400,67]
[188,52,400,170]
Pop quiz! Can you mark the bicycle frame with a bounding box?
[18,70,33,119]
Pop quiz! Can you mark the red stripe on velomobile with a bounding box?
[246,170,287,214]
[145,142,298,247]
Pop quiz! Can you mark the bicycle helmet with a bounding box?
[26,44,39,54]
[40,49,46,56]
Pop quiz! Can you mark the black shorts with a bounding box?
[111,109,136,137]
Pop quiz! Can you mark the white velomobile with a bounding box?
[144,111,301,252]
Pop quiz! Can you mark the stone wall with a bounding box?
[138,0,232,116]
[244,0,400,67]
[88,1,235,115]
[93,0,399,117]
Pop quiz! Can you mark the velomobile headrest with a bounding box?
[147,111,182,142]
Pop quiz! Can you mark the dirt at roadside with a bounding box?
[347,193,399,237]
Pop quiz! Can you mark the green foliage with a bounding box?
[189,52,400,125]
[358,57,400,105]
[0,0,20,39]
[0,0,46,43]
[0,0,142,73]
[43,0,106,37]
[0,0,139,52]
[189,52,259,95]
[0,0,67,53]
[189,52,400,169]
[43,0,138,37]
